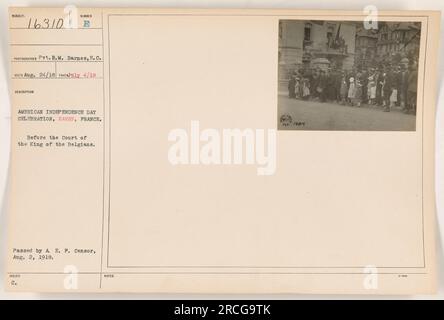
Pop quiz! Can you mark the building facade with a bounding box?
[278,20,357,92]
[354,27,378,70]
[279,21,421,93]
[375,22,420,67]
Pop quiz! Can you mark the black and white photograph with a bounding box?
[278,20,421,131]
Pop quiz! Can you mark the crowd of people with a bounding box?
[287,62,418,114]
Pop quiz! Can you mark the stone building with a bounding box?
[375,22,420,67]
[278,21,421,93]
[354,27,378,70]
[278,20,357,92]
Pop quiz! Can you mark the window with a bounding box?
[327,25,334,42]
[304,23,312,41]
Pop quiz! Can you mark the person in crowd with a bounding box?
[325,68,333,101]
[340,73,348,105]
[375,67,384,106]
[383,67,395,112]
[407,62,418,114]
[297,68,306,98]
[348,77,356,106]
[399,64,409,111]
[288,75,296,99]
[383,66,398,112]
[361,68,369,104]
[318,70,328,102]
[303,68,312,98]
[311,69,320,100]
[393,65,401,106]
[332,68,342,102]
[389,82,398,109]
[294,76,301,99]
[302,77,310,100]
[354,77,363,107]
[367,75,377,105]
[284,60,417,115]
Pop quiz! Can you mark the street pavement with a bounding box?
[278,95,416,131]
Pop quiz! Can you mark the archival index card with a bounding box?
[6,7,440,294]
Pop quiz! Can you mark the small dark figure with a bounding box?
[288,76,296,99]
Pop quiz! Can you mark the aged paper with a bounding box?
[5,7,440,293]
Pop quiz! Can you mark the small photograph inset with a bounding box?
[277,20,421,131]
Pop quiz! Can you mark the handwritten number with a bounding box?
[27,18,64,29]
